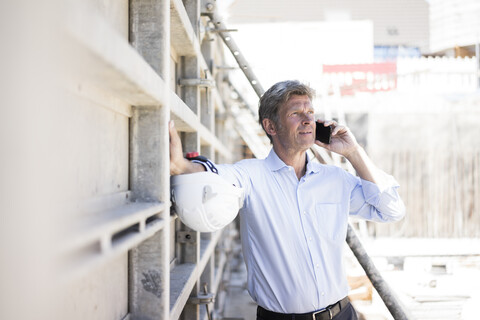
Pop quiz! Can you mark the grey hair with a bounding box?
[258,80,316,143]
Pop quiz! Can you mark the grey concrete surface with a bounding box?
[221,253,257,320]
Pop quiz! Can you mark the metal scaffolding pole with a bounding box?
[346,225,412,320]
[202,1,265,99]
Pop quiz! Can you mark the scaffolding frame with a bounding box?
[61,1,260,319]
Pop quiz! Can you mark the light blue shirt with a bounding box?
[217,149,405,314]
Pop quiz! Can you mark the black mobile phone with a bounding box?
[315,123,332,144]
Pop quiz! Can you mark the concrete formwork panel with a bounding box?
[62,254,129,320]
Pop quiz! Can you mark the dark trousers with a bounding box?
[256,302,358,320]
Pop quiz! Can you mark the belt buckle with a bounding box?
[311,308,333,320]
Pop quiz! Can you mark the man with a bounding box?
[170,80,405,320]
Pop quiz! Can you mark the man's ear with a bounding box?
[262,118,277,136]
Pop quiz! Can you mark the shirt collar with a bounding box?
[305,153,321,175]
[265,148,287,171]
[265,148,322,175]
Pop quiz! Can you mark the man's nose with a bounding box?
[301,112,313,124]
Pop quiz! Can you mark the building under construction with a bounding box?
[1,1,480,320]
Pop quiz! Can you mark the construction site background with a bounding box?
[1,1,480,320]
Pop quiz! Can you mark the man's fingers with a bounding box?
[169,120,181,144]
[169,120,187,175]
[322,120,336,127]
[169,120,182,158]
[331,125,347,136]
[169,120,175,138]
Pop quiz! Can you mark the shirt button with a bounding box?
[321,292,325,296]
[316,264,320,268]
[309,237,312,241]
[303,211,307,215]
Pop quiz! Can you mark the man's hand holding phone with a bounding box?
[315,120,360,158]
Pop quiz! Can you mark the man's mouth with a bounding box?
[299,129,313,135]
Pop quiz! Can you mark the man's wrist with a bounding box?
[343,144,363,161]
[171,158,203,175]
[171,158,187,175]
[185,161,207,173]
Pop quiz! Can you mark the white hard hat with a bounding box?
[171,172,244,232]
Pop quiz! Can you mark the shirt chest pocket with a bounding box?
[315,203,347,243]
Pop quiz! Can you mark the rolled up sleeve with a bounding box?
[349,173,406,223]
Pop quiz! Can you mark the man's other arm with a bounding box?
[169,120,206,175]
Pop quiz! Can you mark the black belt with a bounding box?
[257,297,350,320]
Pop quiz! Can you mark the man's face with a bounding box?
[274,94,315,152]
